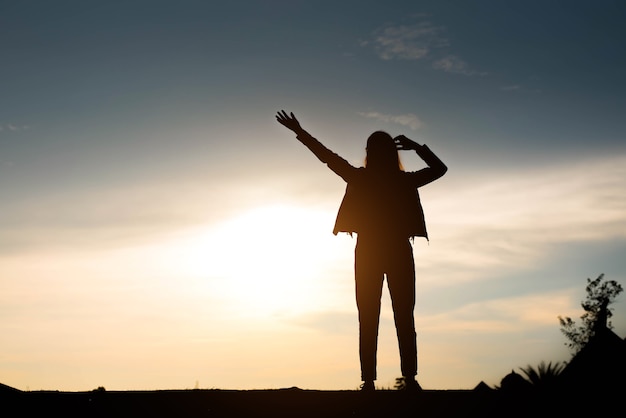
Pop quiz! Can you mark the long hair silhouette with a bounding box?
[365,131,404,172]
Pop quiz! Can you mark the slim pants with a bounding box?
[354,236,417,381]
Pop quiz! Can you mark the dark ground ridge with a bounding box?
[1,384,612,418]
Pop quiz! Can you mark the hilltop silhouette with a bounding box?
[1,376,621,418]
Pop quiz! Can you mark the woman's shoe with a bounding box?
[360,380,375,393]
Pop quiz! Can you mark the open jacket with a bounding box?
[296,131,447,241]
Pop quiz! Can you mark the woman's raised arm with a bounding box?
[276,110,355,181]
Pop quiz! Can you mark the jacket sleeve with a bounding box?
[296,130,357,182]
[407,144,448,188]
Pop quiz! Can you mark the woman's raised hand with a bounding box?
[276,110,304,133]
[394,135,421,151]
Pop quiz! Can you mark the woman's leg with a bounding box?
[354,239,385,382]
[386,240,418,379]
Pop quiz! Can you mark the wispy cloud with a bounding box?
[416,154,626,286]
[421,289,579,333]
[499,84,542,94]
[365,18,485,76]
[357,111,423,130]
[432,55,487,76]
[367,21,448,61]
[0,180,243,253]
[0,123,30,132]
[500,84,521,91]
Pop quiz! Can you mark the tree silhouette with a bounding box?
[558,273,623,355]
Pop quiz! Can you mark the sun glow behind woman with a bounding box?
[171,204,355,319]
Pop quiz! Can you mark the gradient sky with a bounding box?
[1,0,625,391]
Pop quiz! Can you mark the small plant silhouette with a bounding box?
[394,377,406,391]
[519,361,564,390]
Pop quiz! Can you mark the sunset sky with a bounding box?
[1,0,625,391]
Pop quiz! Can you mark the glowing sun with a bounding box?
[178,205,351,317]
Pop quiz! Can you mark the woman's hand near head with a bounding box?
[394,135,421,151]
[276,110,304,134]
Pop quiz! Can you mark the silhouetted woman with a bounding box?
[276,110,447,392]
